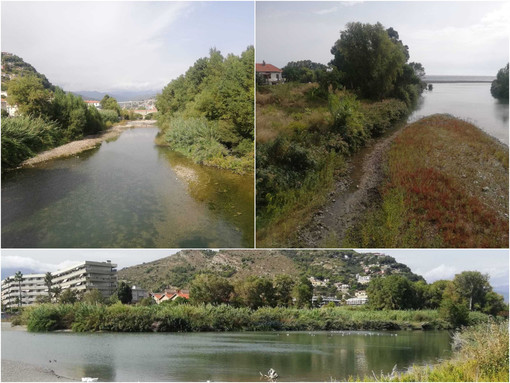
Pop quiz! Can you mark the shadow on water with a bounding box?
[1,127,254,248]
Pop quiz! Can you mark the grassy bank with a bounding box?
[353,320,509,382]
[15,303,490,333]
[345,114,509,248]
[256,83,409,246]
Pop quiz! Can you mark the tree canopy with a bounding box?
[491,63,509,100]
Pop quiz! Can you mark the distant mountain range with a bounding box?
[71,90,159,102]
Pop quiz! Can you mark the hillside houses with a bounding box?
[151,289,190,304]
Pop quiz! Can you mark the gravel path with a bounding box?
[1,359,77,382]
[296,126,407,247]
[20,120,157,168]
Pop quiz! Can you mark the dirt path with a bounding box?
[20,120,157,168]
[295,126,407,247]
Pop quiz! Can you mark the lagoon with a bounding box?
[1,325,452,382]
[1,126,254,248]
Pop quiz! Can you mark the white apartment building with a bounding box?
[1,260,117,307]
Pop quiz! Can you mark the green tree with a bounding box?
[14,271,23,307]
[44,272,53,301]
[330,22,419,101]
[453,271,491,311]
[293,276,313,308]
[482,291,507,316]
[491,63,509,100]
[100,95,121,115]
[190,274,234,305]
[273,274,295,307]
[235,276,276,309]
[116,282,133,304]
[51,286,62,301]
[425,280,451,309]
[367,275,419,310]
[7,75,51,117]
[282,60,328,83]
[82,289,104,304]
[59,288,78,304]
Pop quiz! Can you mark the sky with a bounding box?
[1,1,254,92]
[2,249,508,296]
[256,1,510,75]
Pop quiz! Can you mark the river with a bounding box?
[410,81,509,144]
[1,126,254,248]
[1,325,452,381]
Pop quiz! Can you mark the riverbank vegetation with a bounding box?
[156,46,254,174]
[353,320,509,382]
[256,23,425,246]
[344,114,509,248]
[491,63,509,100]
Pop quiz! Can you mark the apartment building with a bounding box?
[1,260,117,307]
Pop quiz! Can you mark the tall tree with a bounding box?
[273,274,295,307]
[13,271,23,307]
[100,94,121,115]
[293,277,313,308]
[190,274,233,305]
[117,281,133,304]
[44,272,53,301]
[452,271,492,311]
[7,75,51,117]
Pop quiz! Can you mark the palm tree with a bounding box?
[13,271,23,307]
[44,272,53,301]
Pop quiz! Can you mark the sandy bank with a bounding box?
[20,120,157,168]
[1,359,78,382]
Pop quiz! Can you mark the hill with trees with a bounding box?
[117,249,421,293]
[1,52,54,90]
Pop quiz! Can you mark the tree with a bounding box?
[273,274,295,307]
[367,275,419,310]
[482,291,507,316]
[59,288,78,304]
[51,286,62,301]
[116,282,133,304]
[14,271,23,307]
[490,63,509,100]
[235,276,276,309]
[100,95,121,115]
[330,22,407,100]
[190,274,234,305]
[293,277,313,308]
[44,272,53,301]
[7,75,51,117]
[82,289,104,304]
[425,280,451,309]
[453,271,491,311]
[282,60,328,83]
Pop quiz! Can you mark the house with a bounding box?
[131,286,149,303]
[334,283,350,293]
[346,296,369,305]
[84,100,101,109]
[308,277,329,287]
[151,289,190,304]
[356,274,371,285]
[256,61,283,84]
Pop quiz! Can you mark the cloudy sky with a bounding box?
[256,1,509,75]
[2,249,508,296]
[1,1,254,92]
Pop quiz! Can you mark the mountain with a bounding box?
[117,249,423,292]
[1,52,54,90]
[71,89,158,102]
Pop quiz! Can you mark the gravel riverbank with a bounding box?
[1,359,77,382]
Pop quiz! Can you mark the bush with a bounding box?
[26,304,74,332]
[99,109,120,124]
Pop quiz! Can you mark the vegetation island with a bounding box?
[256,22,508,248]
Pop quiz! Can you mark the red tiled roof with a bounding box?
[84,100,99,103]
[256,63,282,73]
[176,291,190,299]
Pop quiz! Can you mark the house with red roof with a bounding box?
[151,289,190,304]
[256,61,283,85]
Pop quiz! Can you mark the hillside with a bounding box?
[117,249,423,292]
[1,52,53,90]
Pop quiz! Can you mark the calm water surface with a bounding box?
[1,326,452,382]
[1,127,254,247]
[410,82,509,144]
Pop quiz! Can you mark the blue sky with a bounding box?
[1,1,254,92]
[257,1,509,75]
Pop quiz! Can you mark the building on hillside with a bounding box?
[131,286,149,303]
[346,295,369,306]
[309,277,329,287]
[334,283,350,293]
[312,295,341,307]
[1,260,118,308]
[256,61,283,85]
[84,100,101,109]
[151,289,190,304]
[356,274,371,285]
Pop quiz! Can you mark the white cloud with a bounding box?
[1,256,82,273]
[314,6,339,15]
[419,264,458,282]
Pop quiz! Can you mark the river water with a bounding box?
[410,82,509,144]
[1,126,254,248]
[1,325,452,382]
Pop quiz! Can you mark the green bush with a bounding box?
[26,304,74,332]
[99,109,120,124]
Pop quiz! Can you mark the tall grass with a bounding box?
[19,303,490,333]
[1,115,63,168]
